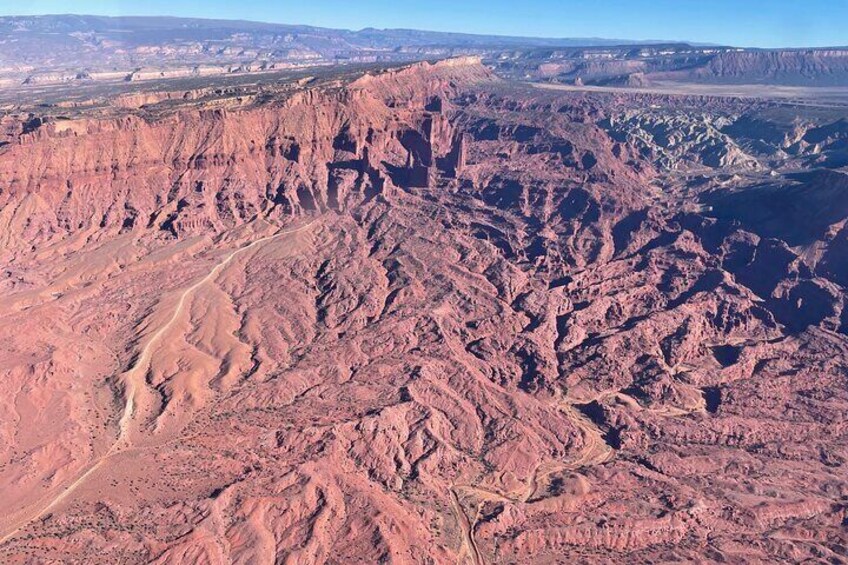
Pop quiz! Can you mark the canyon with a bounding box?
[0,52,847,563]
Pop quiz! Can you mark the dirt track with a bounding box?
[0,220,314,546]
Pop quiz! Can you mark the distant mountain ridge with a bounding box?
[0,14,691,87]
[0,14,674,48]
[0,14,846,88]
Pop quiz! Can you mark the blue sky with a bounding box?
[2,0,846,48]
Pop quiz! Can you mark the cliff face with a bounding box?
[501,46,848,87]
[694,49,848,83]
[0,58,493,258]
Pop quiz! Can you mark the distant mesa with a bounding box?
[2,15,848,89]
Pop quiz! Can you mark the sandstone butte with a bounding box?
[0,56,847,563]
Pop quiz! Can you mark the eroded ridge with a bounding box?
[0,57,847,563]
[0,220,315,546]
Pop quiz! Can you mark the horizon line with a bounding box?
[2,11,843,50]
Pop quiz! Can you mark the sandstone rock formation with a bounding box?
[0,56,847,564]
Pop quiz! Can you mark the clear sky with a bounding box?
[2,0,846,48]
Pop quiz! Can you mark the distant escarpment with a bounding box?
[502,47,848,87]
[667,49,848,85]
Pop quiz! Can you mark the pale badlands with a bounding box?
[0,58,846,563]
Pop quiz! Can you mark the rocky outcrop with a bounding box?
[0,58,494,259]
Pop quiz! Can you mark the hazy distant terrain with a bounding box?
[2,14,848,89]
[0,14,661,85]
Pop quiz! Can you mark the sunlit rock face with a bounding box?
[0,56,847,564]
